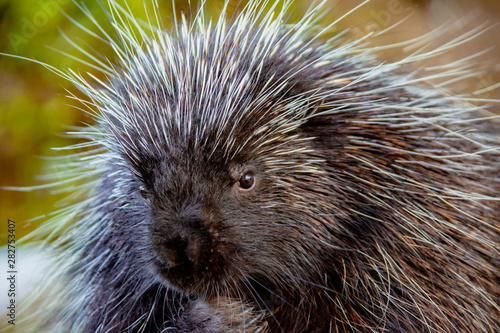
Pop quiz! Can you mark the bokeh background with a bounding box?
[0,1,499,328]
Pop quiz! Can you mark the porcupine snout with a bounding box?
[151,204,212,278]
[157,218,205,267]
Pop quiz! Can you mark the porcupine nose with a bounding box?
[154,215,209,271]
[159,231,204,268]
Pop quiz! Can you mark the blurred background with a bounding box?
[0,0,499,327]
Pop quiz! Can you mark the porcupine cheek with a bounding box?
[150,206,213,289]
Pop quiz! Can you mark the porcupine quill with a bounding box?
[3,0,500,332]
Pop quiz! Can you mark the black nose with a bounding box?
[151,203,212,276]
[156,231,206,269]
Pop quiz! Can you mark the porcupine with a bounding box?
[15,0,500,332]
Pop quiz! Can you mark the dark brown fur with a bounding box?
[32,2,500,332]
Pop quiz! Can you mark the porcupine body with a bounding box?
[27,0,499,332]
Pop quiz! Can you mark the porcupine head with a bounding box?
[106,1,340,327]
[87,2,368,330]
[19,0,500,332]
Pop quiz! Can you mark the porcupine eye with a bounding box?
[238,171,256,190]
[138,186,148,199]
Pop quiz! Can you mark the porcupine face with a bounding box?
[107,29,333,298]
[145,153,271,294]
[133,116,326,299]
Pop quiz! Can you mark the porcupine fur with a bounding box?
[15,0,500,332]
